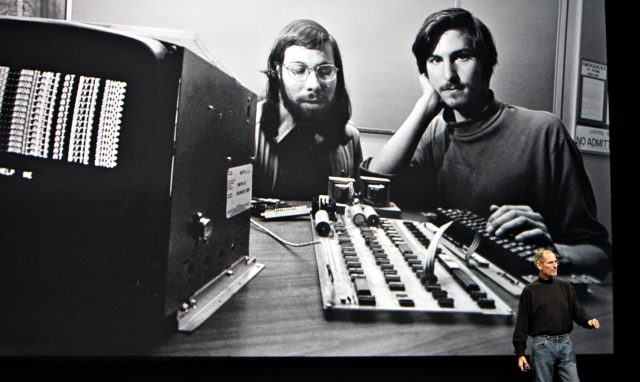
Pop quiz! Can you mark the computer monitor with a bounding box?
[0,16,261,347]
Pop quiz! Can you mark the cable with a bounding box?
[422,221,453,282]
[464,232,481,264]
[250,218,319,247]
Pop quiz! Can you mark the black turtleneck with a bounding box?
[512,277,593,356]
[364,92,611,279]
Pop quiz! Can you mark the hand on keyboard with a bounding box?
[486,204,553,246]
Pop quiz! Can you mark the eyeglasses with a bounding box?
[282,64,339,82]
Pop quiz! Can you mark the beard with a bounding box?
[280,87,335,129]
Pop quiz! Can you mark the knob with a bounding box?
[193,212,213,240]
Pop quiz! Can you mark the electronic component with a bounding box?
[261,205,312,220]
[362,205,380,227]
[360,176,391,207]
[312,195,338,220]
[328,176,355,204]
[310,213,512,318]
[0,18,263,343]
[314,209,332,237]
[251,198,283,216]
[346,204,366,226]
[359,175,402,218]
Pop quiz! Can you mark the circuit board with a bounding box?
[310,214,513,318]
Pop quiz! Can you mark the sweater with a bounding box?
[363,93,609,255]
[512,277,593,356]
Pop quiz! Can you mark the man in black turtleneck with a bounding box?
[363,8,610,279]
[512,249,600,381]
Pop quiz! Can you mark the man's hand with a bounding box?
[418,73,441,102]
[588,318,600,329]
[518,355,531,372]
[367,74,442,174]
[486,204,552,244]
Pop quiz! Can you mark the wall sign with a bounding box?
[575,59,609,155]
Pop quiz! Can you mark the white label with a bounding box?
[581,61,607,80]
[580,77,606,121]
[226,163,253,218]
[574,125,610,155]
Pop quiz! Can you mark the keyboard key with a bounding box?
[477,298,496,309]
[358,295,376,306]
[353,277,371,296]
[437,297,455,308]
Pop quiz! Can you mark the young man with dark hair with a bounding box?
[364,8,610,278]
[254,19,362,200]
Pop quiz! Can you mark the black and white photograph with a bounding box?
[0,0,627,380]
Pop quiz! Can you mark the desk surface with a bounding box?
[148,217,614,357]
[0,217,613,357]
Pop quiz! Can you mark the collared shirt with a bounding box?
[253,100,362,200]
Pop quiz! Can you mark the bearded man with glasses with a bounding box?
[253,19,362,200]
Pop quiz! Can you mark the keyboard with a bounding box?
[430,208,544,277]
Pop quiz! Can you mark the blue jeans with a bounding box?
[531,334,580,382]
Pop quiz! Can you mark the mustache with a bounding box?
[302,93,328,102]
[440,83,464,92]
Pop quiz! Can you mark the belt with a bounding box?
[535,334,569,340]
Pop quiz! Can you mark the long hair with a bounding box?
[412,8,498,83]
[261,19,351,141]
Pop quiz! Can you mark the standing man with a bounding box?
[364,8,610,278]
[253,19,362,200]
[513,249,600,381]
